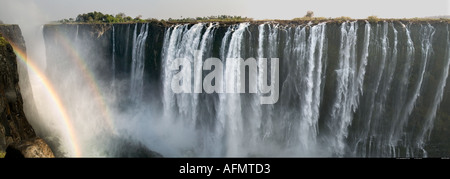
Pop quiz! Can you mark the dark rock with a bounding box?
[5,137,54,158]
[114,141,163,158]
[0,25,41,135]
[0,32,36,150]
[101,135,163,158]
[0,31,53,158]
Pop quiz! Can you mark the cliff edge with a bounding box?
[0,31,54,158]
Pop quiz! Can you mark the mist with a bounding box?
[0,0,171,157]
[1,0,449,158]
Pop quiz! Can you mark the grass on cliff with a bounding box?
[164,15,253,23]
[55,17,450,25]
[54,11,450,25]
[0,151,5,158]
[0,35,7,47]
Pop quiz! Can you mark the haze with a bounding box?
[0,0,449,24]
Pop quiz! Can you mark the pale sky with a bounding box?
[0,0,449,24]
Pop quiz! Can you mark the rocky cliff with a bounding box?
[42,20,450,157]
[0,25,41,126]
[0,26,54,158]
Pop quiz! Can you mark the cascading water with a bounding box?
[415,24,437,156]
[419,24,450,156]
[385,23,416,157]
[158,21,448,157]
[42,21,450,157]
[396,23,434,157]
[222,22,249,156]
[348,22,371,156]
[112,25,116,88]
[161,23,220,155]
[298,23,326,152]
[130,23,149,102]
[327,21,359,156]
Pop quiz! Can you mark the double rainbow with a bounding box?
[9,26,116,157]
[11,43,82,156]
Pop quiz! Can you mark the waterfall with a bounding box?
[255,23,275,151]
[328,21,359,156]
[194,23,217,155]
[419,25,450,155]
[75,24,79,43]
[139,21,448,157]
[254,23,265,143]
[376,23,398,157]
[261,24,277,143]
[130,23,149,102]
[162,23,203,121]
[350,21,371,156]
[161,21,448,157]
[362,22,390,157]
[400,23,435,156]
[368,22,398,157]
[222,22,249,156]
[161,23,221,155]
[43,21,449,157]
[386,23,416,157]
[162,25,181,119]
[299,23,326,150]
[416,24,438,156]
[112,25,116,87]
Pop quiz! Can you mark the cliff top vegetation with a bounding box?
[54,11,450,25]
[0,34,8,46]
[56,11,253,24]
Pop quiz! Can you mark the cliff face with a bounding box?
[42,21,450,157]
[0,26,54,158]
[0,25,41,135]
[43,23,165,103]
[0,32,35,149]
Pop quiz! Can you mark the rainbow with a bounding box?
[10,43,82,157]
[8,25,117,157]
[53,28,115,134]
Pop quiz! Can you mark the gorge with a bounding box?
[1,19,449,157]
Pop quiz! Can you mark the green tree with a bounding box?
[134,15,143,21]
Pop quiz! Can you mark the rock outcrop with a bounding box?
[0,29,54,158]
[0,25,41,133]
[5,137,55,158]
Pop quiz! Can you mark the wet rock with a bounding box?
[5,137,54,158]
[1,30,53,158]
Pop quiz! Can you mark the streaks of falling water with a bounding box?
[130,23,149,102]
[400,24,435,157]
[417,24,440,157]
[328,21,358,156]
[112,25,116,87]
[155,21,446,157]
[161,23,219,155]
[222,23,250,156]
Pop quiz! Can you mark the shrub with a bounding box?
[165,15,252,23]
[0,35,6,46]
[368,15,380,23]
[336,16,352,21]
[69,12,144,23]
[305,11,314,18]
[334,16,353,23]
